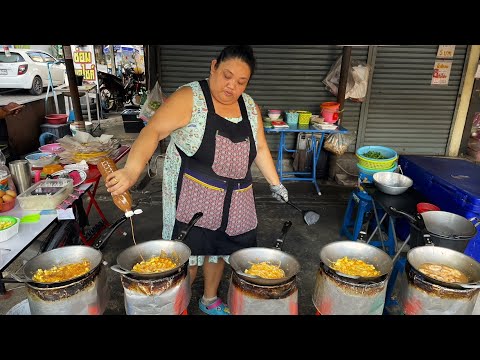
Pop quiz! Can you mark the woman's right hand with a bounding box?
[105,168,137,195]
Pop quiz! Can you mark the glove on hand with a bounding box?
[270,183,289,202]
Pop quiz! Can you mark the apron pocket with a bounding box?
[225,184,257,236]
[212,133,250,179]
[176,171,226,231]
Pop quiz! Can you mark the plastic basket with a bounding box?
[285,112,299,126]
[297,111,312,126]
[356,146,398,170]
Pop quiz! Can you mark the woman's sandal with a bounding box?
[198,298,230,315]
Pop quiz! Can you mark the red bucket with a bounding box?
[45,114,68,125]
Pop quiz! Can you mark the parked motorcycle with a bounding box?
[98,65,146,112]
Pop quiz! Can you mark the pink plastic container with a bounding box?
[320,102,340,123]
[39,143,64,154]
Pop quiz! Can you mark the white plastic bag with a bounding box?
[323,56,370,102]
[139,81,165,123]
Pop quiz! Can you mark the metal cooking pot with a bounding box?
[229,221,301,286]
[0,246,103,288]
[407,245,480,289]
[390,207,479,251]
[319,241,393,282]
[111,212,202,279]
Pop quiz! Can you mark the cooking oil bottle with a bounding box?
[97,157,134,216]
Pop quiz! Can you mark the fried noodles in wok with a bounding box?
[32,260,91,283]
[245,261,285,279]
[330,256,380,278]
[132,251,178,274]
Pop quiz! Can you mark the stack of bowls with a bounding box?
[268,110,282,121]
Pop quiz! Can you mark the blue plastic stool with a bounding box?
[384,256,407,314]
[340,190,373,241]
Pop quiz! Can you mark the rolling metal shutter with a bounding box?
[360,45,467,155]
[159,45,368,152]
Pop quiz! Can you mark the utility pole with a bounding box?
[62,45,85,132]
[336,46,352,125]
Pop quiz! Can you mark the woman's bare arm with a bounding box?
[106,87,193,195]
[253,104,280,186]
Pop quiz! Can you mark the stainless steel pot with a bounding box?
[319,241,393,282]
[407,245,480,289]
[229,221,301,286]
[111,212,202,279]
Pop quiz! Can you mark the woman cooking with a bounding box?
[105,45,288,315]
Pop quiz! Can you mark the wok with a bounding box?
[390,207,479,239]
[319,241,393,282]
[110,212,202,279]
[407,245,480,290]
[0,246,103,288]
[229,221,301,286]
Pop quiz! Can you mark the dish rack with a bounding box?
[17,179,74,210]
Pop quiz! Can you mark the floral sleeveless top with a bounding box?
[162,80,259,266]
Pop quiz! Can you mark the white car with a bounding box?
[0,49,66,95]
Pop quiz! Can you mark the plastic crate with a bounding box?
[399,155,480,261]
[40,123,71,139]
[121,109,144,133]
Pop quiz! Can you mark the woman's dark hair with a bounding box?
[215,45,256,78]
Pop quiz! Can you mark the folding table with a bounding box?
[265,124,348,195]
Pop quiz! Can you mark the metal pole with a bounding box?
[336,46,352,125]
[62,45,85,132]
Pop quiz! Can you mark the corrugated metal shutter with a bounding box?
[159,45,368,152]
[361,45,467,155]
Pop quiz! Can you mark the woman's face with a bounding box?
[209,58,251,105]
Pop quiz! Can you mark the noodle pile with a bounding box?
[419,263,468,283]
[32,260,91,283]
[330,256,380,277]
[245,261,285,279]
[132,252,177,274]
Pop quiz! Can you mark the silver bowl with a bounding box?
[373,172,413,195]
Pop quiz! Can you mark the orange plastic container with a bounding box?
[320,102,340,123]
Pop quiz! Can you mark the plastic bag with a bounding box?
[323,132,355,156]
[323,56,370,102]
[139,81,165,123]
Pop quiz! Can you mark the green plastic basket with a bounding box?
[356,146,398,170]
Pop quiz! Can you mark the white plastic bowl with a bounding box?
[25,152,56,167]
[268,112,281,120]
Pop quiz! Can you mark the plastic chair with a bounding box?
[340,189,373,241]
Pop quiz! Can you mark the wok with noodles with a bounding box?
[330,256,381,278]
[32,260,91,283]
[245,261,286,279]
[229,221,300,286]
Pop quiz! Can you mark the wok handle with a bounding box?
[389,207,424,230]
[92,215,128,250]
[176,212,203,242]
[469,217,480,228]
[110,264,131,275]
[273,221,293,251]
[0,272,29,283]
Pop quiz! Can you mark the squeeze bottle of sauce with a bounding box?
[97,157,134,217]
